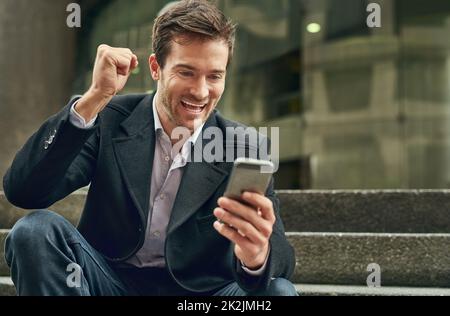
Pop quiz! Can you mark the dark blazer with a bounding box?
[3,93,295,293]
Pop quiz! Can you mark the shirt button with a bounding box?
[165,156,170,162]
[153,231,161,237]
[160,194,165,200]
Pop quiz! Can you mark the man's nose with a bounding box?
[190,77,209,101]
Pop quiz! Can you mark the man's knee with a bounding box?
[6,210,69,253]
[265,278,298,296]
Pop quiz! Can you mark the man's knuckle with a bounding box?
[264,199,273,210]
[243,222,254,234]
[261,225,272,238]
[221,211,230,222]
[269,215,275,224]
[97,44,109,54]
[218,224,227,234]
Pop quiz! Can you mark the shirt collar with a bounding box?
[152,92,205,147]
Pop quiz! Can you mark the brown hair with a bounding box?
[152,0,236,68]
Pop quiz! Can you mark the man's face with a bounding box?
[149,37,228,135]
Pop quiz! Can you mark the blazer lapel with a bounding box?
[167,113,229,235]
[112,94,155,220]
[167,161,228,235]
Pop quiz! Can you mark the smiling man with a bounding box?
[3,0,297,296]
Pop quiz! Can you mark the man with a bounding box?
[3,0,296,296]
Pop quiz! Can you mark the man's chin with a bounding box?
[181,117,206,131]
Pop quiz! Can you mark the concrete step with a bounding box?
[287,232,450,288]
[0,277,14,296]
[0,229,8,276]
[1,278,449,296]
[296,284,450,296]
[3,190,450,233]
[278,190,450,233]
[2,229,450,288]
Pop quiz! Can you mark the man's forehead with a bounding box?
[166,38,229,70]
[170,37,228,53]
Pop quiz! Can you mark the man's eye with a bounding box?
[209,75,222,81]
[179,71,193,77]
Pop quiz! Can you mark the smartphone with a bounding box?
[224,158,274,203]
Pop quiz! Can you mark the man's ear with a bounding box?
[149,54,160,80]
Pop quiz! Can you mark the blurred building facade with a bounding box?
[2,0,450,190]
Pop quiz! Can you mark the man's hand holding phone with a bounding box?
[213,192,275,270]
[213,158,276,270]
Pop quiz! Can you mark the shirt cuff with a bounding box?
[70,100,97,129]
[240,246,270,276]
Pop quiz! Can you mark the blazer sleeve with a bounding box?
[232,179,296,293]
[231,134,296,293]
[3,97,100,210]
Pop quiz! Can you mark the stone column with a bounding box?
[0,0,77,189]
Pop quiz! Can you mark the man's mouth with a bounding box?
[180,100,206,114]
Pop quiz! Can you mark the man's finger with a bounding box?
[130,55,139,70]
[241,192,275,223]
[218,197,261,222]
[217,197,272,237]
[213,208,266,245]
[213,221,256,251]
[112,47,134,55]
[115,54,133,76]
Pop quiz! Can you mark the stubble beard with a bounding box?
[158,87,208,135]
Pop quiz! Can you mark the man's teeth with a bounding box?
[182,101,205,108]
[181,101,206,111]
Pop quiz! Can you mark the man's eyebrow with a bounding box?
[174,64,226,74]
